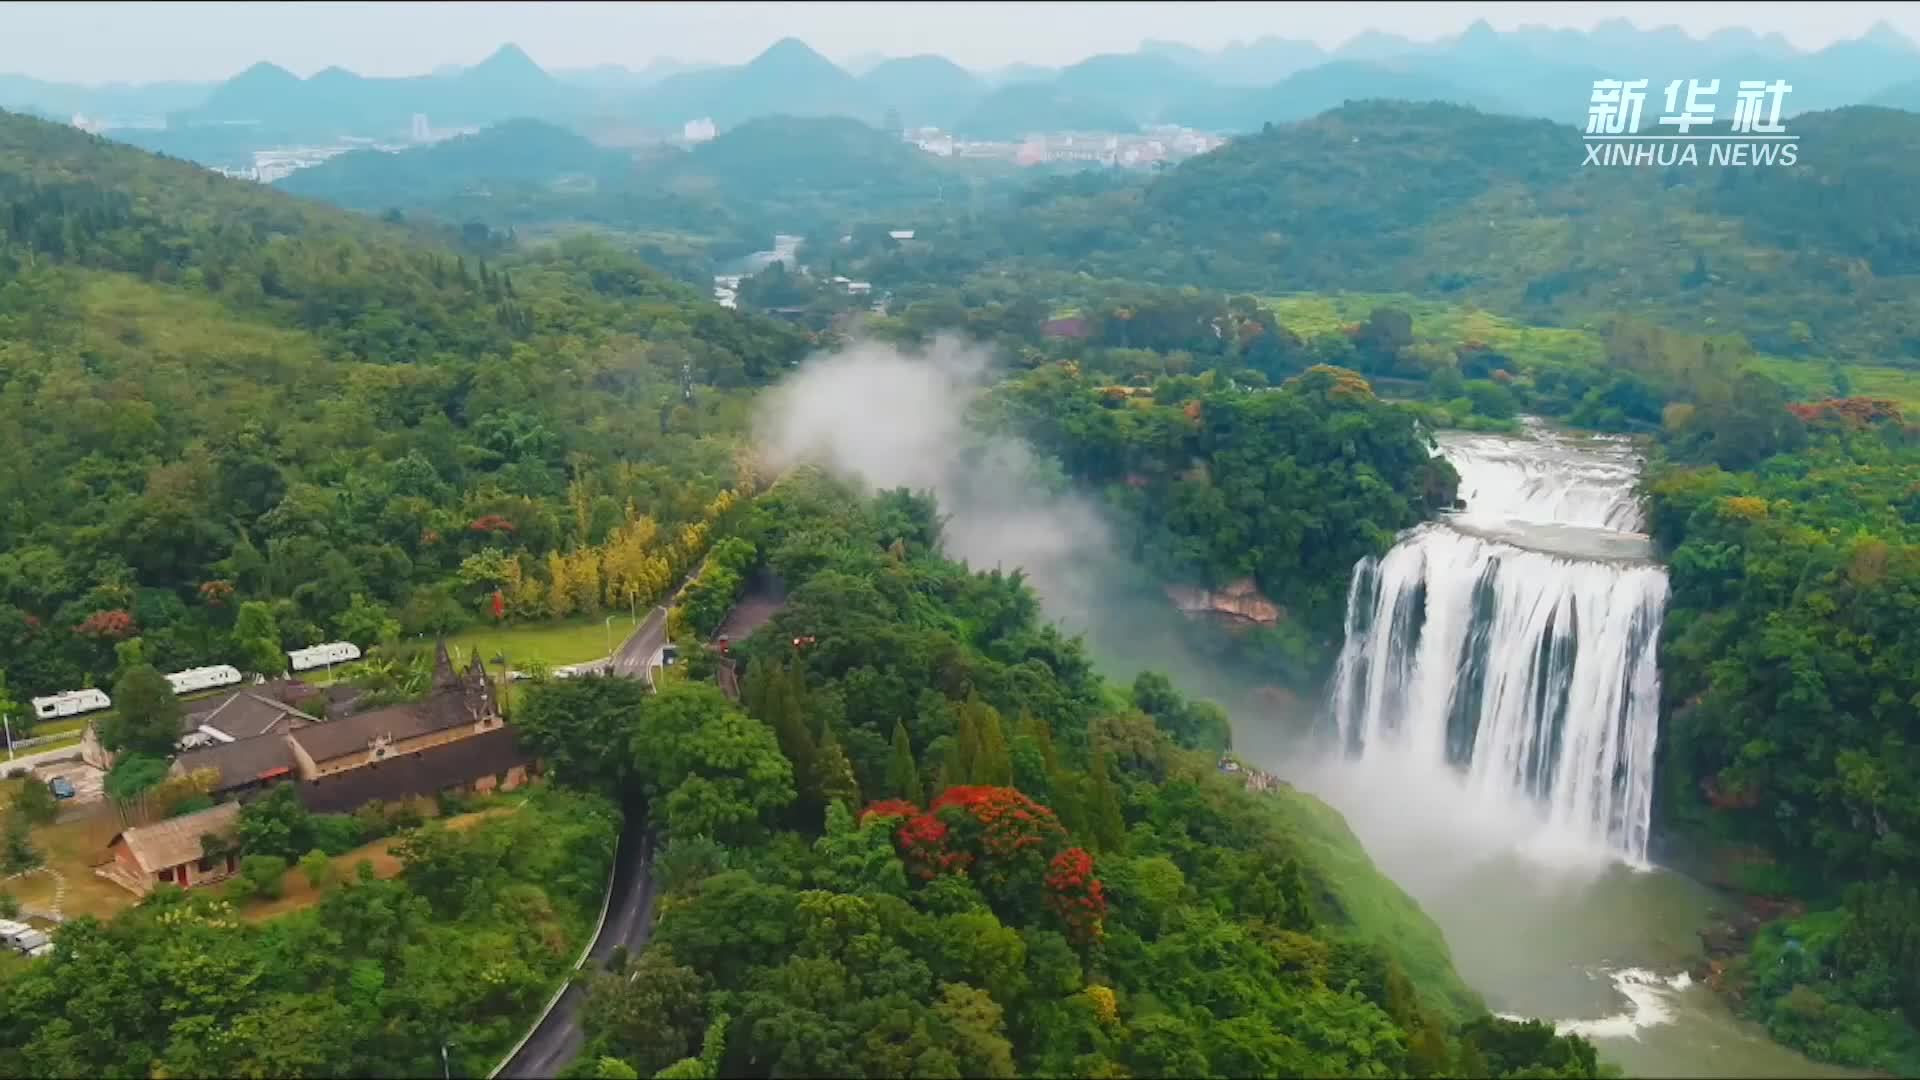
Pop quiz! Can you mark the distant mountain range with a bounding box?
[167,45,578,134]
[5,19,1916,152]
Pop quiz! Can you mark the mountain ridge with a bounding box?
[8,21,1920,144]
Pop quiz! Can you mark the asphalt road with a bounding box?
[498,815,657,1079]
[0,743,87,777]
[608,606,669,680]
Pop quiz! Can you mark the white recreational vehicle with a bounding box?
[288,641,361,672]
[30,688,111,721]
[165,665,242,696]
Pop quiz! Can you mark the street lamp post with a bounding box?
[605,614,615,661]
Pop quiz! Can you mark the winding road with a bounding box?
[496,812,658,1079]
[497,568,778,1077]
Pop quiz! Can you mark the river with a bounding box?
[1242,421,1866,1079]
[713,233,804,308]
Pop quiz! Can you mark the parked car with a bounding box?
[47,776,75,800]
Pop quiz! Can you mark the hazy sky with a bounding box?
[8,1,1920,84]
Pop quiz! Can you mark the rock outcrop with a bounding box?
[1165,577,1284,627]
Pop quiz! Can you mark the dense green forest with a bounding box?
[0,108,803,707]
[0,787,619,1077]
[837,101,1920,366]
[513,471,1608,1079]
[1645,400,1920,1073]
[983,363,1455,684]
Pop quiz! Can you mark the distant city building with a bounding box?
[912,132,954,156]
[910,125,1221,170]
[410,113,431,142]
[683,117,717,143]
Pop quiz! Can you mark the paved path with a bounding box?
[712,571,788,644]
[0,744,87,777]
[1,866,66,921]
[608,606,669,681]
[496,815,657,1079]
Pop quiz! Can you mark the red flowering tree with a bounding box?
[930,786,1067,899]
[869,787,1073,926]
[897,811,970,880]
[469,514,517,536]
[1044,847,1107,945]
[1786,397,1904,428]
[860,800,920,827]
[198,580,235,608]
[863,799,941,879]
[75,609,136,641]
[864,790,1107,943]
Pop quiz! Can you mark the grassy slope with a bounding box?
[1266,784,1486,1020]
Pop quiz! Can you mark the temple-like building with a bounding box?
[163,640,533,812]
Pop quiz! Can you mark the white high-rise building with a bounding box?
[410,114,431,142]
[683,117,717,143]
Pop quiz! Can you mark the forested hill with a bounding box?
[272,117,631,207]
[874,100,1920,366]
[0,107,806,699]
[276,114,1007,269]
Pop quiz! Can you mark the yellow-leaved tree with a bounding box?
[545,551,578,618]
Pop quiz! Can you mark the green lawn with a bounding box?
[1745,355,1920,413]
[1263,290,1920,411]
[25,716,89,739]
[1262,291,1608,368]
[444,613,644,671]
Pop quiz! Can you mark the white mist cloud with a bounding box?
[752,333,1323,740]
[753,335,1113,632]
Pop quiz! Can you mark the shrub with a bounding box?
[298,849,334,890]
[166,795,215,818]
[11,779,59,826]
[1,812,40,875]
[237,854,288,901]
[309,813,366,855]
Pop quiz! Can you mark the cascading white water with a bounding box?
[1441,423,1648,533]
[1327,420,1667,864]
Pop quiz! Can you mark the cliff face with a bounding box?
[1165,576,1284,627]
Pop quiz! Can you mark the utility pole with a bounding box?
[3,711,12,761]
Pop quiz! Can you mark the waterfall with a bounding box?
[1327,422,1667,864]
